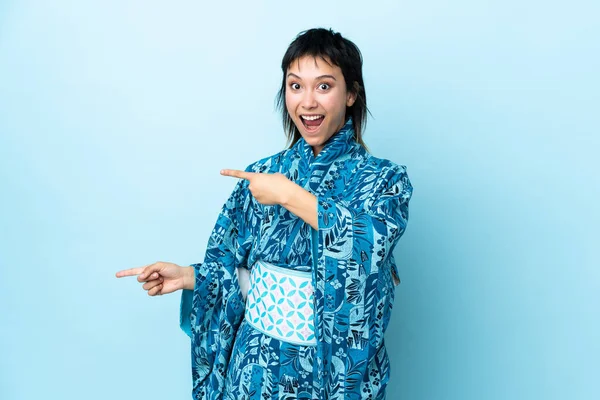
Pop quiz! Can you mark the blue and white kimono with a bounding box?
[180,118,413,400]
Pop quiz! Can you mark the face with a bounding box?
[285,55,356,155]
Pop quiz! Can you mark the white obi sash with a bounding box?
[242,260,316,346]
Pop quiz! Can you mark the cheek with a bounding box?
[322,93,347,115]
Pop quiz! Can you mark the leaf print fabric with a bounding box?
[179,118,413,399]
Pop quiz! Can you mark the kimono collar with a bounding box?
[296,118,355,166]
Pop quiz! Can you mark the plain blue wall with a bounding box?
[1,1,597,399]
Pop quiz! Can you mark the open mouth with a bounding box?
[300,114,324,132]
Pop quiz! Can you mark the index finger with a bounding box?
[220,169,254,180]
[115,267,145,278]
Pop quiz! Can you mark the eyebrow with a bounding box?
[286,73,337,81]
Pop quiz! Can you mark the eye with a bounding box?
[319,83,330,90]
[289,82,301,90]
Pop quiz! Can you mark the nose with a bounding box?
[301,89,317,109]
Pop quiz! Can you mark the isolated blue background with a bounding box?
[1,1,598,399]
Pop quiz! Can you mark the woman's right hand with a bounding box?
[115,261,190,296]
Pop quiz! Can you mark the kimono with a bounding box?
[180,118,413,400]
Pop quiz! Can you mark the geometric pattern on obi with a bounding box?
[245,260,316,346]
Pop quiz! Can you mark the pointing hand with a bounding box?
[115,261,186,296]
[220,169,293,206]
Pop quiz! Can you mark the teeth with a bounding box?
[301,115,323,121]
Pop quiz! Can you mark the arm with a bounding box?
[182,265,195,290]
[280,181,318,230]
[312,165,413,399]
[220,168,318,229]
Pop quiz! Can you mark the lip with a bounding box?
[299,114,324,134]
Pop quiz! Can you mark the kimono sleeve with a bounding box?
[180,177,254,338]
[312,164,413,400]
[178,177,254,398]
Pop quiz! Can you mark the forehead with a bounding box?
[286,55,342,77]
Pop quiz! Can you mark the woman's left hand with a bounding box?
[220,169,293,205]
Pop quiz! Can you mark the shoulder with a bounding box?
[357,150,410,187]
[352,154,413,211]
[355,150,413,201]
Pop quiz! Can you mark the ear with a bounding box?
[346,82,359,107]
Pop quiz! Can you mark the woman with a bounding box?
[117,28,413,400]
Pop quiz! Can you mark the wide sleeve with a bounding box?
[312,164,413,400]
[178,177,254,399]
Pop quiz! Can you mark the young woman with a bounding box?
[117,28,413,400]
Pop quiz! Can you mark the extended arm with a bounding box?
[182,266,195,290]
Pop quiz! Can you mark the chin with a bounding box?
[302,135,324,146]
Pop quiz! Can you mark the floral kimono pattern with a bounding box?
[180,118,413,399]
